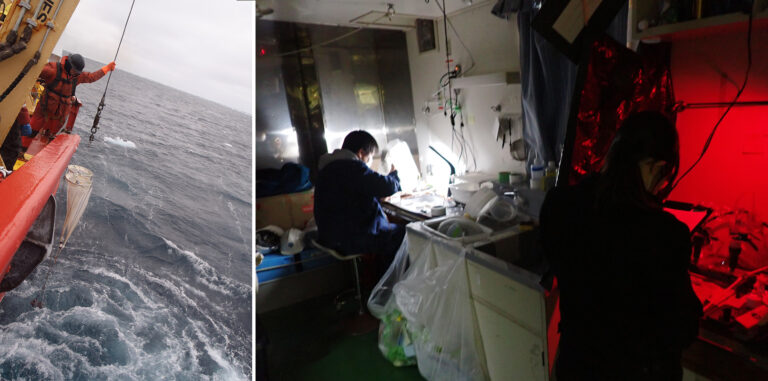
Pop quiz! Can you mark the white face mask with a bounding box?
[357,150,373,167]
[639,158,669,195]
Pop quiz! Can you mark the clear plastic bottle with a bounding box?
[545,161,558,190]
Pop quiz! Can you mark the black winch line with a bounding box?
[89,0,136,143]
[30,0,134,308]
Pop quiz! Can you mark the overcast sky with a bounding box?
[55,0,254,115]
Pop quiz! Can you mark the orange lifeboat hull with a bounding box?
[0,134,80,301]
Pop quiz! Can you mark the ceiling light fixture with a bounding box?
[386,3,395,21]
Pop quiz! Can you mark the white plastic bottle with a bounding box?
[529,155,546,191]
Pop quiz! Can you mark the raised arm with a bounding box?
[77,62,115,84]
[357,165,401,198]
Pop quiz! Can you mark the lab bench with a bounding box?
[380,188,768,380]
[683,321,768,380]
[401,216,768,381]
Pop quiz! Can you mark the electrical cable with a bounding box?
[681,100,768,109]
[432,0,480,172]
[424,0,478,171]
[438,71,452,88]
[270,14,387,57]
[670,9,753,192]
[458,100,477,170]
[456,128,464,163]
[432,0,477,75]
[441,0,453,127]
[453,89,471,169]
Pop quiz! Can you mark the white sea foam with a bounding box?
[0,60,251,378]
[0,307,195,378]
[161,237,248,295]
[89,267,155,308]
[227,201,246,247]
[168,273,207,299]
[0,232,246,379]
[139,268,201,311]
[0,342,65,380]
[210,347,247,381]
[104,136,137,148]
[190,319,247,381]
[0,272,211,377]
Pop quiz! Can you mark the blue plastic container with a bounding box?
[256,254,297,283]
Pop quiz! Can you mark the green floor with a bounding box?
[258,293,424,381]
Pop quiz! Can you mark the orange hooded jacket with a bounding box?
[35,55,106,122]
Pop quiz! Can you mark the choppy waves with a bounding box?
[0,59,252,380]
[0,239,249,380]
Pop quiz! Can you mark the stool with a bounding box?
[310,239,365,316]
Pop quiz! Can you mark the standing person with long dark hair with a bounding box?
[540,111,703,380]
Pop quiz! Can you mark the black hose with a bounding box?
[0,51,39,103]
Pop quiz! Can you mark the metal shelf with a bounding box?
[635,10,768,41]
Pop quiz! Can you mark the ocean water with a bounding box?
[0,58,252,379]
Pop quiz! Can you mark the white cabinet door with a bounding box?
[467,261,546,338]
[473,301,549,381]
[467,261,549,381]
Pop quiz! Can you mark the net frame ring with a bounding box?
[65,165,93,187]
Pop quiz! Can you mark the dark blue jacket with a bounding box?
[314,149,401,251]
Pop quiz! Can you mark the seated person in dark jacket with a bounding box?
[1,105,32,173]
[540,111,703,381]
[314,130,405,272]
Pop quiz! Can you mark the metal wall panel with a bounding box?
[256,22,300,170]
[311,26,386,152]
[256,20,417,173]
[374,30,418,155]
[311,25,417,161]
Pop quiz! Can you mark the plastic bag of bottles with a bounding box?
[377,308,417,367]
[393,244,485,381]
[367,238,417,366]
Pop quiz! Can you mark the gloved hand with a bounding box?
[101,61,116,74]
[20,123,32,137]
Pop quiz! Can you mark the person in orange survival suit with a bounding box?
[30,53,115,138]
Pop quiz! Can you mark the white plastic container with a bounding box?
[530,158,545,179]
[477,196,518,231]
[530,156,546,191]
[463,188,497,219]
[421,216,492,244]
[448,182,480,204]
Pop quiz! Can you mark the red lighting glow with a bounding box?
[568,37,676,186]
[259,48,267,56]
[669,30,768,221]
